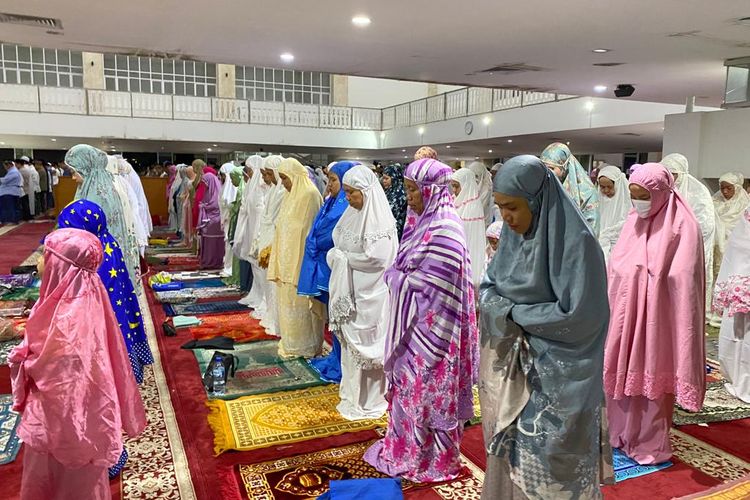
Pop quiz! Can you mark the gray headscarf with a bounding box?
[479,154,610,498]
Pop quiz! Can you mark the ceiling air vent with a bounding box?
[0,12,63,30]
[478,63,547,74]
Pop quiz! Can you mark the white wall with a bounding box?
[663,108,750,181]
[346,76,463,109]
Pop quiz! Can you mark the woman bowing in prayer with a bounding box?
[605,163,705,465]
[300,161,359,382]
[267,158,324,358]
[540,142,600,235]
[382,163,407,238]
[65,144,140,290]
[451,168,486,288]
[479,155,610,499]
[328,165,398,420]
[597,165,631,260]
[364,158,478,482]
[661,154,717,322]
[714,207,750,402]
[197,172,226,269]
[9,228,146,499]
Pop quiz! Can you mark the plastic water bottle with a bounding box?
[211,355,226,396]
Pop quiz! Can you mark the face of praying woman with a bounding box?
[186,166,196,180]
[343,185,364,210]
[450,181,461,197]
[544,162,564,179]
[244,167,252,181]
[71,169,83,185]
[720,181,736,200]
[327,171,341,197]
[261,168,276,185]
[629,183,651,200]
[494,192,533,234]
[404,178,424,215]
[488,236,499,251]
[36,253,45,276]
[279,172,292,192]
[598,177,615,198]
[381,174,392,190]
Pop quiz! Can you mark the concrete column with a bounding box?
[82,52,105,90]
[685,96,696,113]
[427,83,439,97]
[332,75,348,106]
[217,64,236,99]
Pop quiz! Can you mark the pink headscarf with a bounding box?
[9,228,146,467]
[604,163,706,411]
[198,172,222,229]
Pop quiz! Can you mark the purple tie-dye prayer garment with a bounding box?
[364,158,479,482]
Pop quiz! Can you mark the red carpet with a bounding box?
[678,418,750,462]
[0,221,55,273]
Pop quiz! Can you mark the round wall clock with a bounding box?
[465,121,474,135]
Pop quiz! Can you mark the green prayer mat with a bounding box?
[193,340,327,400]
[0,288,39,302]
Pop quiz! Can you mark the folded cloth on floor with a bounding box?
[154,290,198,304]
[0,300,29,317]
[181,278,228,289]
[0,288,39,302]
[166,301,249,317]
[152,282,183,291]
[173,315,202,328]
[181,336,235,350]
[0,274,35,288]
[189,313,275,343]
[318,479,403,500]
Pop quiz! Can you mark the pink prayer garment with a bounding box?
[604,163,706,464]
[9,228,146,499]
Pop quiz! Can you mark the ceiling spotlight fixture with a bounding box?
[475,156,480,160]
[403,156,408,159]
[592,48,611,53]
[212,144,218,147]
[446,145,451,149]
[280,53,295,63]
[345,149,350,153]
[507,139,513,143]
[352,15,371,27]
[418,127,425,135]
[566,141,571,145]
[402,149,406,152]
[207,148,212,152]
[0,142,4,145]
[488,149,493,153]
[594,85,607,93]
[50,138,57,142]
[482,116,491,126]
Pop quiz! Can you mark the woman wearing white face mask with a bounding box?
[605,163,705,465]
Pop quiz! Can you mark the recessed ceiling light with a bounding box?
[0,142,4,145]
[345,149,350,153]
[403,156,408,159]
[402,149,406,152]
[280,53,295,63]
[352,16,371,27]
[207,148,212,152]
[507,139,513,143]
[446,145,451,149]
[592,48,611,53]
[488,149,493,153]
[482,117,491,125]
[212,144,218,147]
[566,141,571,145]
[50,138,57,142]
[594,85,607,93]
[475,156,480,160]
[418,127,425,135]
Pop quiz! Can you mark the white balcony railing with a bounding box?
[0,83,577,132]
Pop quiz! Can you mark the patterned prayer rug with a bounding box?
[206,385,387,454]
[180,278,228,289]
[165,300,249,316]
[188,313,276,344]
[155,287,241,304]
[0,395,21,465]
[234,440,484,499]
[613,448,672,482]
[674,382,750,426]
[0,300,28,317]
[676,474,750,499]
[0,338,22,365]
[671,428,750,482]
[193,340,324,400]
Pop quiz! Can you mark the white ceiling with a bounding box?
[2,1,750,106]
[0,122,663,162]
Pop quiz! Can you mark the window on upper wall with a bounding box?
[103,54,217,96]
[0,43,84,87]
[235,66,331,104]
